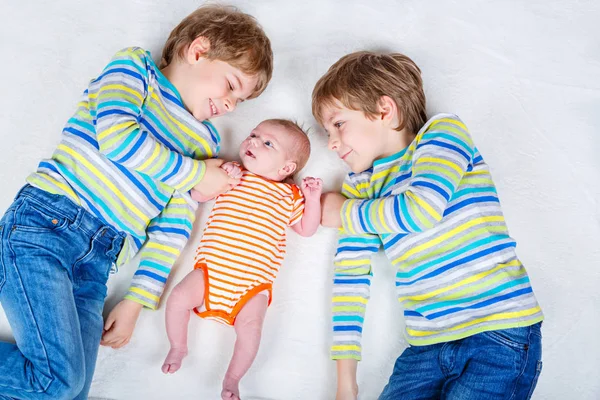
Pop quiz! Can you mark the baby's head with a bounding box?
[239,119,310,182]
[160,5,273,122]
[312,51,427,173]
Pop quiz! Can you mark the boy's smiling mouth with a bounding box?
[341,150,352,160]
[245,150,255,158]
[209,98,218,116]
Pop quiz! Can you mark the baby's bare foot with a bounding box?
[161,347,188,374]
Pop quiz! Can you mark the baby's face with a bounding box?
[239,121,296,181]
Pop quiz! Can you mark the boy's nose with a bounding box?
[223,97,237,113]
[328,137,339,151]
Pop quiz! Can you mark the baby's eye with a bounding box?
[228,81,234,91]
[249,133,256,138]
[334,121,344,128]
[264,141,273,147]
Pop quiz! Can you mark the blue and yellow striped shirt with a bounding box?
[27,47,221,309]
[331,114,543,360]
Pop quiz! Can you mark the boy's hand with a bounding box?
[193,159,240,200]
[221,162,243,180]
[100,299,143,349]
[190,189,213,202]
[320,192,346,228]
[301,177,323,201]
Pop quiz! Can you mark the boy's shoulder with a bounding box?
[413,113,475,159]
[112,46,149,61]
[104,47,155,77]
[415,113,472,145]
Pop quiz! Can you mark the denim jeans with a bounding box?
[0,185,124,400]
[380,323,543,400]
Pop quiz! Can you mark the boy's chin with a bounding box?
[348,160,373,174]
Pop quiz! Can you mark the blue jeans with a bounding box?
[0,185,124,400]
[380,323,543,400]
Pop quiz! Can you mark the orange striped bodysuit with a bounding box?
[193,169,304,325]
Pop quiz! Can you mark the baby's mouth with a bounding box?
[245,150,255,158]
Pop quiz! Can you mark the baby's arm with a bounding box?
[190,161,242,202]
[291,177,323,237]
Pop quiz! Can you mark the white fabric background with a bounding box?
[0,1,599,399]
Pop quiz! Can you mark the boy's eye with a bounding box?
[228,81,234,91]
[334,121,344,128]
[264,141,273,147]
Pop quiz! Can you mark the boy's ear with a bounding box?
[377,96,399,127]
[278,161,297,177]
[186,36,211,63]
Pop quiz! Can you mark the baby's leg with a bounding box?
[162,268,205,374]
[222,293,269,400]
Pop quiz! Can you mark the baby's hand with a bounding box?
[301,177,323,201]
[221,162,243,180]
[192,159,240,201]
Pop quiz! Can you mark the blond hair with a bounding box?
[266,119,311,174]
[312,51,427,134]
[160,4,273,99]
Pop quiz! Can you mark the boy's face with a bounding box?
[184,58,258,122]
[320,102,387,173]
[239,121,296,181]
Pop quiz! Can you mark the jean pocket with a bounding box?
[526,360,543,399]
[483,327,530,350]
[14,200,69,233]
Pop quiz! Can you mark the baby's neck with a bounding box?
[241,163,286,182]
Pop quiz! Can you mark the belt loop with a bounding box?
[108,232,125,261]
[72,207,84,230]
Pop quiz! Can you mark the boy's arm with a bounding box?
[92,48,208,192]
[126,190,196,308]
[331,231,381,397]
[338,116,474,235]
[323,173,381,398]
[291,177,323,237]
[331,232,380,360]
[101,190,195,348]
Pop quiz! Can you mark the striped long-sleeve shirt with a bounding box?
[332,114,543,360]
[27,47,221,309]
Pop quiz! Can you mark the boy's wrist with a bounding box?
[123,298,145,311]
[123,296,148,311]
[336,358,358,385]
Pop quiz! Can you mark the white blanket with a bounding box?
[1,0,599,399]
